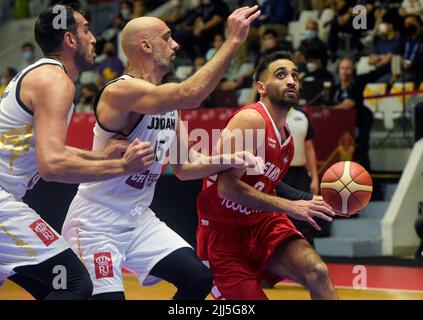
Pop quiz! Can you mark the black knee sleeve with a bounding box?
[14,248,93,300]
[150,247,213,300]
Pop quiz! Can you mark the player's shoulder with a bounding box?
[23,64,74,93]
[229,106,266,130]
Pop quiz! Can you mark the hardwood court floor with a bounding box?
[1,275,423,300]
[2,262,423,300]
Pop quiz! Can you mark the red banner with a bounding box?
[66,107,356,175]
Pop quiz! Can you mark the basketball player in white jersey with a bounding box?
[0,5,155,299]
[61,6,262,299]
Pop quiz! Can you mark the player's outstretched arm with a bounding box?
[28,69,154,183]
[170,117,263,180]
[105,6,261,115]
[65,138,130,160]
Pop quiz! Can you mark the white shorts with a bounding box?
[0,188,69,280]
[62,194,192,295]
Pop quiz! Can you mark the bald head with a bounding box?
[121,16,169,59]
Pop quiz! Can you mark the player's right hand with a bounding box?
[285,196,336,231]
[121,139,155,173]
[226,6,261,45]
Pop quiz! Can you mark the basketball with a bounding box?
[320,161,373,217]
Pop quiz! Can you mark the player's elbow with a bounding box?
[37,156,66,182]
[172,165,191,181]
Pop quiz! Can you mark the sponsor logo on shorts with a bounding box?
[29,219,59,246]
[94,252,114,279]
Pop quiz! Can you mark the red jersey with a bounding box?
[197,102,294,226]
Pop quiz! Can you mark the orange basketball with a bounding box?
[320,161,373,217]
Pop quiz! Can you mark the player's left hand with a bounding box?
[103,137,130,159]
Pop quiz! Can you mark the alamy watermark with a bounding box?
[352,5,367,30]
[352,265,367,289]
[52,264,67,290]
[52,5,67,30]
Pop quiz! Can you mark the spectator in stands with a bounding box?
[194,55,207,72]
[369,8,404,71]
[402,14,423,83]
[303,48,333,83]
[19,42,36,70]
[160,0,186,28]
[328,0,375,59]
[295,19,328,70]
[255,0,293,26]
[96,16,124,55]
[328,57,387,171]
[0,67,17,95]
[173,0,230,61]
[119,0,134,24]
[205,33,225,60]
[301,47,335,106]
[399,0,423,17]
[133,0,148,18]
[260,28,293,55]
[75,83,98,113]
[96,41,125,86]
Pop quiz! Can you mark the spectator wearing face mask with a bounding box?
[119,0,134,25]
[296,19,328,69]
[19,42,36,70]
[402,14,423,83]
[369,9,404,71]
[303,48,334,83]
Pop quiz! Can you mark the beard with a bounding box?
[267,88,298,110]
[74,38,94,72]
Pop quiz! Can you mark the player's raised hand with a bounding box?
[284,196,336,231]
[121,139,155,173]
[226,6,261,44]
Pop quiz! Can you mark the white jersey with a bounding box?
[0,58,74,199]
[286,107,313,167]
[77,75,179,213]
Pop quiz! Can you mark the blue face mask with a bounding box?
[304,30,317,40]
[22,51,34,62]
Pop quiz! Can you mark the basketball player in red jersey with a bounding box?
[197,51,339,300]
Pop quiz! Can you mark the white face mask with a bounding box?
[121,9,131,19]
[306,62,318,73]
[378,23,388,35]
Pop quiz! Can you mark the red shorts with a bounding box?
[196,214,304,300]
